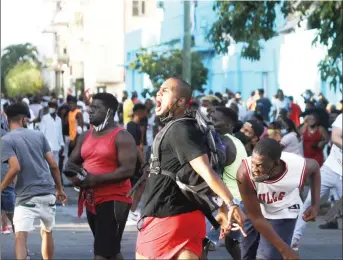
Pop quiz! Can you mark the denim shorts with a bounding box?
[1,187,15,213]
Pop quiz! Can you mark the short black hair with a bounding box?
[216,107,238,124]
[92,93,119,112]
[132,103,146,113]
[254,138,282,161]
[67,95,77,103]
[5,103,31,120]
[288,96,294,101]
[247,120,264,138]
[48,101,58,108]
[257,88,264,95]
[169,77,192,103]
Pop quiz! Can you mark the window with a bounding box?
[132,0,146,17]
[97,86,107,93]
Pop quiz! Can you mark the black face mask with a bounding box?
[234,131,250,145]
[159,99,181,123]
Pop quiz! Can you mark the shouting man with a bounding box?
[136,78,245,260]
[237,138,321,260]
[67,93,137,260]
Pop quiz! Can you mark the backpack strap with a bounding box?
[150,117,196,175]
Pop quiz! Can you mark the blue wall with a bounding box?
[125,1,341,104]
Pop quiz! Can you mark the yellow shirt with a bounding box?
[123,99,134,125]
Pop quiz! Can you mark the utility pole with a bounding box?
[182,0,192,85]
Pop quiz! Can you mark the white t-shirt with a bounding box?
[324,114,342,175]
[280,132,301,155]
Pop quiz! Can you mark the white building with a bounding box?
[43,0,156,99]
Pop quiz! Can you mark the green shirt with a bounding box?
[223,133,248,201]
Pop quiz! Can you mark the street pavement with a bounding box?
[1,189,342,259]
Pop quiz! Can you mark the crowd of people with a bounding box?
[0,81,342,260]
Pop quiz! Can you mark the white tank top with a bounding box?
[243,152,306,219]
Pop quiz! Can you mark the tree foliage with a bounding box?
[5,62,44,98]
[129,49,208,97]
[208,1,342,92]
[1,43,41,94]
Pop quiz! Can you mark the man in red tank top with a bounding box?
[66,93,137,260]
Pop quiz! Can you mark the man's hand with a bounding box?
[227,206,247,237]
[56,189,67,204]
[79,173,97,188]
[212,210,229,239]
[281,247,299,260]
[302,205,319,222]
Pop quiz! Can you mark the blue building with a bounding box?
[125,1,341,105]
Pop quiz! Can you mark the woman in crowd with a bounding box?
[300,112,329,166]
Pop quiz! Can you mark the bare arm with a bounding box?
[304,158,321,208]
[189,154,234,204]
[1,157,20,192]
[66,131,88,167]
[45,152,63,191]
[331,125,342,149]
[93,130,137,184]
[236,162,290,255]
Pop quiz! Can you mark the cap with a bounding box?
[58,94,63,99]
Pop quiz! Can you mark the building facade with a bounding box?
[125,1,341,105]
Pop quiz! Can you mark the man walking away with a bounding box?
[1,103,67,260]
[66,93,137,260]
[236,138,321,260]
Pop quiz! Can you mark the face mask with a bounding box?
[43,102,49,108]
[200,106,208,116]
[280,129,288,135]
[253,163,276,183]
[94,109,111,132]
[159,99,181,123]
[49,108,56,114]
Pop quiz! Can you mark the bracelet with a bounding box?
[226,199,240,209]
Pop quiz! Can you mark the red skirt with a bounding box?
[136,210,206,259]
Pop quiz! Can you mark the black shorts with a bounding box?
[86,200,131,257]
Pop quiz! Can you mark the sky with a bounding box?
[1,0,54,56]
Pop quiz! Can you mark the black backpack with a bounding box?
[149,110,226,229]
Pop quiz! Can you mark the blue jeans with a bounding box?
[1,187,15,213]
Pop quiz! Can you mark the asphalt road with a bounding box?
[1,192,342,259]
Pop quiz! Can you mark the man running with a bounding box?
[211,107,247,260]
[292,113,342,249]
[1,103,67,260]
[136,78,245,260]
[67,93,137,260]
[236,138,321,260]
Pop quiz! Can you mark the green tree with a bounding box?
[1,43,41,94]
[208,1,342,92]
[5,62,44,98]
[129,49,208,97]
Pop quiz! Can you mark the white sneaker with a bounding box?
[291,237,300,251]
